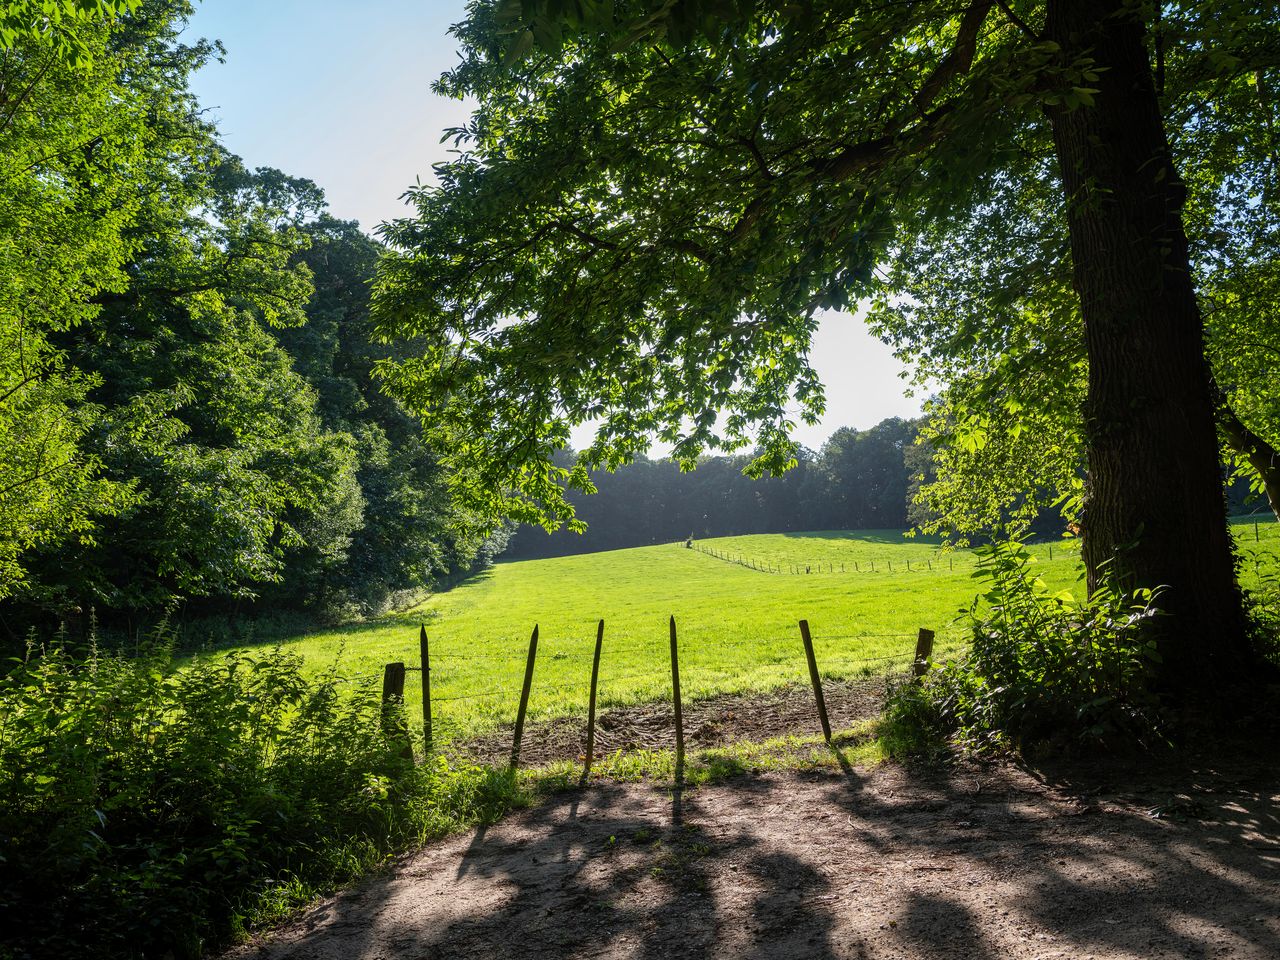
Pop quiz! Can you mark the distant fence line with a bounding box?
[683,540,1081,575]
[377,620,935,775]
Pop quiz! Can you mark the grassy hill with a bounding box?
[213,521,1279,746]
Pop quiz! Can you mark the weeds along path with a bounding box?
[229,750,1280,960]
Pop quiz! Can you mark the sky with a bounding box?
[185,0,923,452]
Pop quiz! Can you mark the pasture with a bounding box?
[207,518,1280,749]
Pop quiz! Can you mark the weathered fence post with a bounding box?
[381,661,406,725]
[913,628,936,680]
[669,615,684,772]
[798,620,832,742]
[511,624,539,768]
[583,618,604,778]
[420,625,432,754]
[381,661,412,759]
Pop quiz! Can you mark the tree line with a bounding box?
[506,417,919,558]
[0,2,501,647]
[508,417,1262,561]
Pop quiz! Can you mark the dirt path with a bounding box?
[230,751,1279,960]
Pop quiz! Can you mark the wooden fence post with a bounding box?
[419,625,432,754]
[798,620,832,742]
[670,615,684,771]
[583,619,604,778]
[378,665,404,727]
[381,661,412,759]
[913,628,936,680]
[511,624,539,768]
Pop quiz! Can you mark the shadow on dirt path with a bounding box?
[228,750,1280,959]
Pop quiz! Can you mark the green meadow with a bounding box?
[213,520,1280,746]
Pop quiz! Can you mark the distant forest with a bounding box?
[508,418,929,559]
[508,418,1263,562]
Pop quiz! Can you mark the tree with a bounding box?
[269,216,503,615]
[866,1,1280,538]
[818,420,916,530]
[0,6,164,600]
[375,0,1279,696]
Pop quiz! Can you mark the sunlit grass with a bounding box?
[206,520,1278,748]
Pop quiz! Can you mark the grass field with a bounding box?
[211,519,1280,748]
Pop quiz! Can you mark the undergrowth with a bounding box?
[0,635,525,960]
[881,541,1167,756]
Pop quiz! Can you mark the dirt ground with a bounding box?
[454,678,889,767]
[230,747,1280,960]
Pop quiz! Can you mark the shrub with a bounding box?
[883,540,1165,755]
[0,636,519,959]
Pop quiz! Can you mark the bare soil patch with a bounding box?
[453,677,890,767]
[229,747,1280,959]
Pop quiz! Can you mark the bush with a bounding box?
[883,541,1165,755]
[0,636,519,959]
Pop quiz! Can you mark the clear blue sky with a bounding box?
[186,0,922,451]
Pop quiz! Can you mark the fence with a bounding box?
[685,539,1080,575]
[376,620,937,775]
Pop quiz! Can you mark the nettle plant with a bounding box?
[917,541,1166,751]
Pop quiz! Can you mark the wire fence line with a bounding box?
[683,539,1083,577]
[367,617,941,774]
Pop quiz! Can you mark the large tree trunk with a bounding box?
[1044,0,1256,695]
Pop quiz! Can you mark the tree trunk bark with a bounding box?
[1044,0,1256,695]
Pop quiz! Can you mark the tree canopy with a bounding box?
[0,1,502,639]
[375,0,1280,693]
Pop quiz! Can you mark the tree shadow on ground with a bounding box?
[238,747,1280,960]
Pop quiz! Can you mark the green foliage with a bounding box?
[0,10,159,598]
[19,155,363,614]
[886,541,1168,753]
[506,418,926,560]
[867,1,1280,537]
[0,4,495,626]
[0,0,139,65]
[374,1,1033,529]
[264,216,505,617]
[0,637,523,959]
